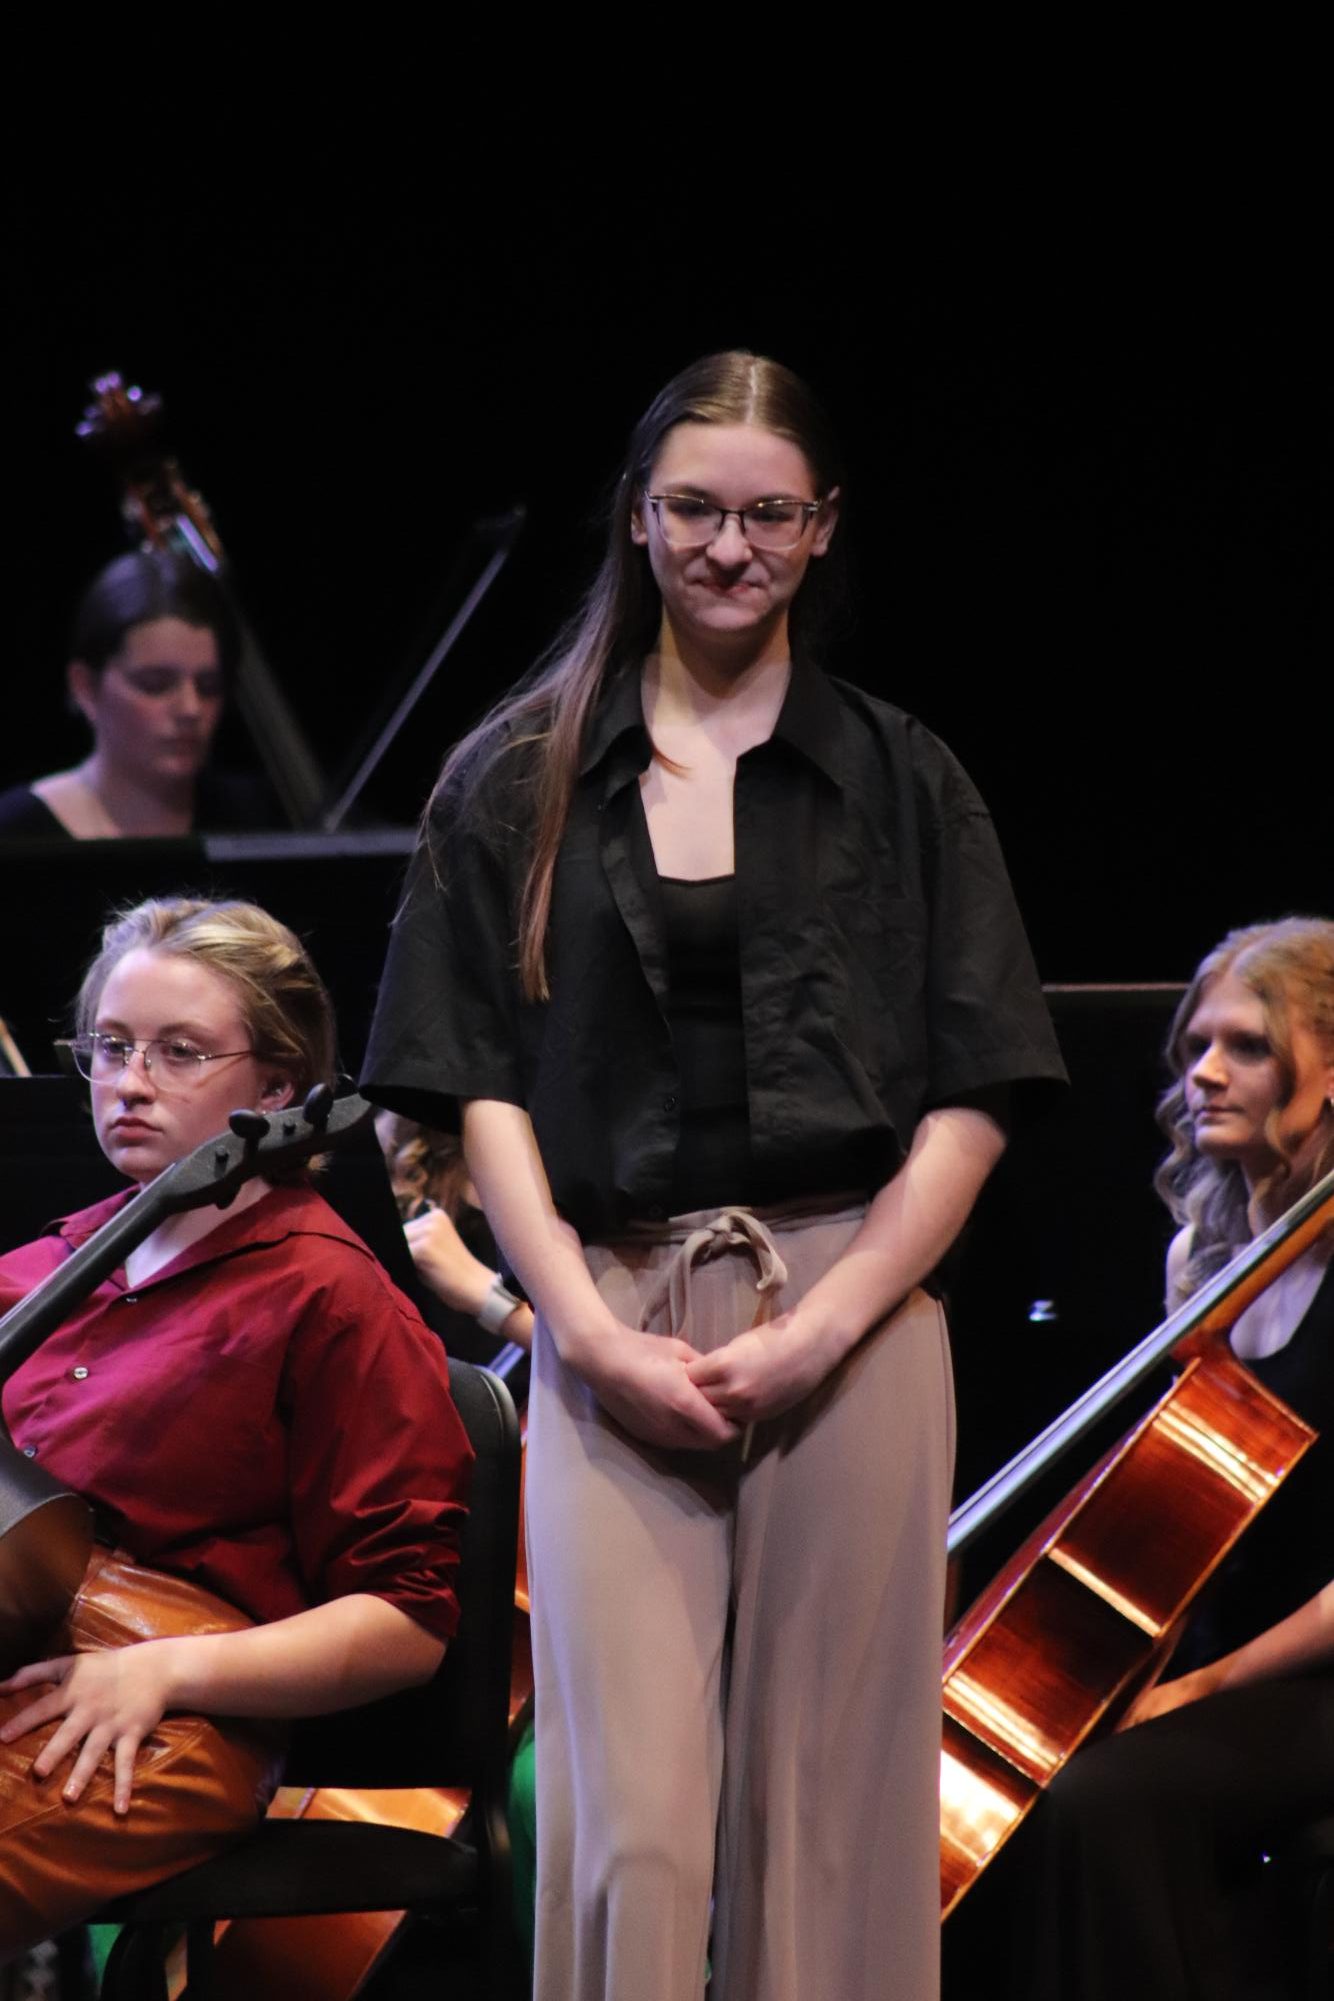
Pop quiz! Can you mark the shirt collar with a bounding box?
[579,655,848,791]
[55,1186,137,1248]
[769,655,848,787]
[578,662,652,787]
[55,1182,370,1287]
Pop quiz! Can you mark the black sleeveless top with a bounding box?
[658,874,753,1213]
[1178,1257,1334,1668]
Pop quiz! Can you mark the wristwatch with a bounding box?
[476,1271,523,1335]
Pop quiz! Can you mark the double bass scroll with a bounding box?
[76,371,328,828]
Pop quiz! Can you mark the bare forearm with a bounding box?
[405,1207,535,1348]
[685,1104,1007,1424]
[1211,1582,1334,1693]
[437,1259,534,1350]
[462,1099,737,1447]
[795,1105,1007,1367]
[1,1595,445,1817]
[158,1594,444,1718]
[1132,1580,1334,1725]
[461,1098,619,1366]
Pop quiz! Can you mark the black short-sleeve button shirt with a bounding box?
[361,660,1066,1241]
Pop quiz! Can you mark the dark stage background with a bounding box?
[7,158,1325,978]
[3,151,1326,1595]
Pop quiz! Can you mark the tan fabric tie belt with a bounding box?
[636,1208,789,1335]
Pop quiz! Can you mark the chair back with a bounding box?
[283,1357,520,1799]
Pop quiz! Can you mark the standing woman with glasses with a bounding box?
[0,897,471,1956]
[362,351,1065,2001]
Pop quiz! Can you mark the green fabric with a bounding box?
[87,1924,120,1984]
[79,1730,541,1994]
[507,1717,537,1970]
[502,1719,712,1986]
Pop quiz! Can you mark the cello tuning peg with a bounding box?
[302,1082,334,1132]
[228,1109,269,1142]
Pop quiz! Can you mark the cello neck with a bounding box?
[0,1090,369,1409]
[948,1164,1334,1556]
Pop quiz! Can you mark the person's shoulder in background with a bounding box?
[0,784,70,839]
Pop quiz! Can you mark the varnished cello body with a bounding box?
[940,1169,1334,1915]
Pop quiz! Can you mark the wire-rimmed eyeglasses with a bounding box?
[57,1033,256,1086]
[645,493,824,552]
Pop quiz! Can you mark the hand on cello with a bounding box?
[0,1644,176,1816]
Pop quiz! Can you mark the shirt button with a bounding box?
[663,1094,678,1112]
[72,1366,90,1381]
[22,1445,37,1458]
[123,1294,138,1305]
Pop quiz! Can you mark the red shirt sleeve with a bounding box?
[2,1191,475,1647]
[279,1247,474,1643]
[0,1235,66,1313]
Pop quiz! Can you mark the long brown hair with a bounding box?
[1155,916,1334,1303]
[428,350,846,1001]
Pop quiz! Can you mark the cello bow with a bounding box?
[940,1166,1334,1915]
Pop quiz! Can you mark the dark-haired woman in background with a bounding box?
[0,550,273,838]
[1029,916,1334,2000]
[363,350,1064,2001]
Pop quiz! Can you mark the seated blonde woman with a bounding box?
[0,897,472,1957]
[1027,916,1334,2001]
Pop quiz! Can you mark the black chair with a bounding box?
[1272,1813,1334,2000]
[97,1358,523,2001]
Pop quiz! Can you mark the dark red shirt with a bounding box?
[0,1184,472,1643]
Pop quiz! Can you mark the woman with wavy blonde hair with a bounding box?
[1028,916,1334,1999]
[1156,916,1334,1310]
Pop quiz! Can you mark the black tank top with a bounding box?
[1178,1257,1334,1667]
[658,874,753,1213]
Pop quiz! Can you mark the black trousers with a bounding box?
[1024,1672,1334,2000]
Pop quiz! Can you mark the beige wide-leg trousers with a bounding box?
[527,1201,954,2001]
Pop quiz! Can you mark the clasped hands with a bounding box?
[0,1637,179,1815]
[580,1310,838,1453]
